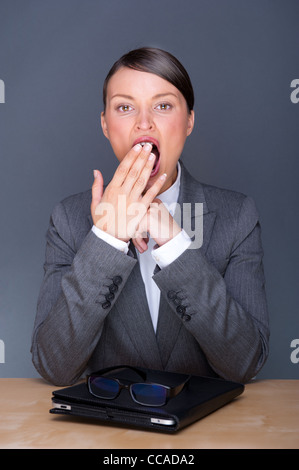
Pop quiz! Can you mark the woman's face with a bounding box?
[101,67,194,193]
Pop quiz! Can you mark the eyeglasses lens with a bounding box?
[90,377,119,398]
[131,383,167,406]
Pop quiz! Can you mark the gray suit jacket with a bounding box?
[31,162,269,386]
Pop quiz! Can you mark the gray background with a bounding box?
[0,0,298,379]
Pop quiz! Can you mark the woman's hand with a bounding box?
[91,143,167,242]
[133,198,182,253]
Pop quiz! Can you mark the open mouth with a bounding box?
[139,141,160,177]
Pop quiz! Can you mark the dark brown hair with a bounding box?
[103,47,194,114]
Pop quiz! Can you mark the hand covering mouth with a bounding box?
[134,139,160,177]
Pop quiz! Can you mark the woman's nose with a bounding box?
[135,109,154,131]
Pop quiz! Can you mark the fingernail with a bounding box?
[144,143,152,151]
[160,173,167,180]
[93,170,97,178]
[133,144,142,151]
[148,153,155,161]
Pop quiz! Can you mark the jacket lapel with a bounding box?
[115,241,164,369]
[175,161,216,256]
[156,161,216,367]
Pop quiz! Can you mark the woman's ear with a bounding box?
[101,111,109,139]
[186,110,195,136]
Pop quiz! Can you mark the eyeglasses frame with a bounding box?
[86,365,190,407]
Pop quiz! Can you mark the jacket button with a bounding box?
[183,314,191,321]
[102,300,111,309]
[167,290,177,300]
[106,292,114,301]
[113,276,122,285]
[176,305,186,314]
[109,284,118,293]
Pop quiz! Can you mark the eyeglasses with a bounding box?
[87,365,190,407]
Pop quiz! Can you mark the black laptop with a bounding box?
[50,365,244,433]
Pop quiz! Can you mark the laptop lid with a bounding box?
[50,366,244,433]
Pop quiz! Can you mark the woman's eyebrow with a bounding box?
[110,94,134,101]
[152,92,179,100]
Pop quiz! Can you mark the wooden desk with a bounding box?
[0,379,298,449]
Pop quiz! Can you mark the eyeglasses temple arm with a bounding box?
[86,365,147,383]
[168,374,191,398]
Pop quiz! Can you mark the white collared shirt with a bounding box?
[92,162,191,331]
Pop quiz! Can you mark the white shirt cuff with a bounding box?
[151,229,192,269]
[92,225,129,254]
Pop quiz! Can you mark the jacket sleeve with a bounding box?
[153,196,270,383]
[31,201,137,386]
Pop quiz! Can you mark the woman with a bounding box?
[31,47,269,386]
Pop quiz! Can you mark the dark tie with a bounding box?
[153,264,161,275]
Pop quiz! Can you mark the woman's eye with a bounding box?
[156,103,171,111]
[118,105,132,112]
